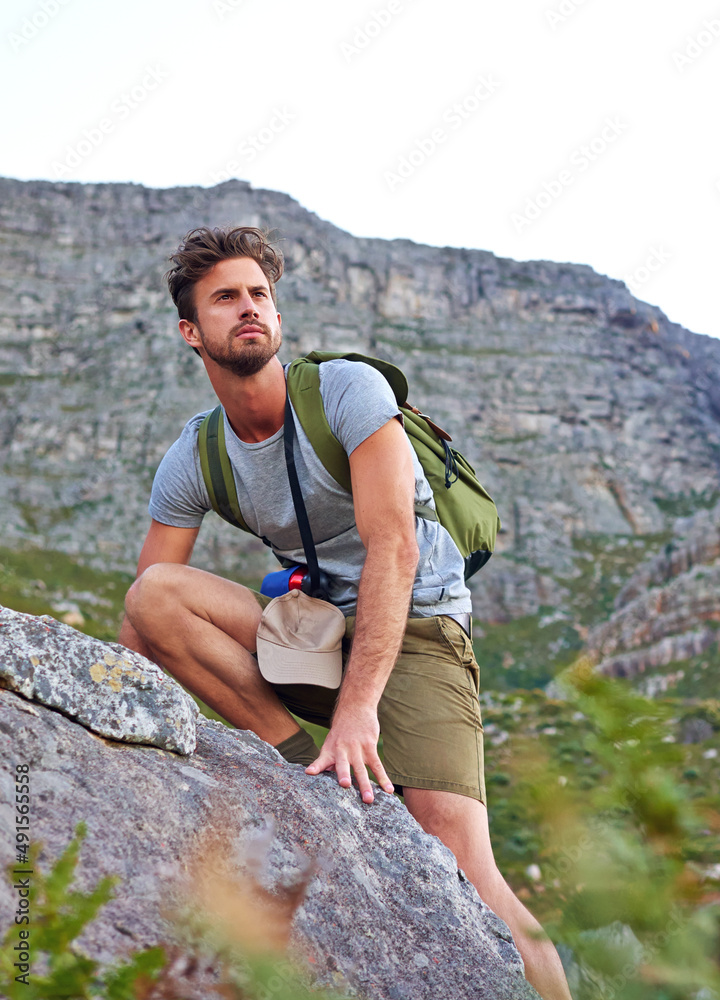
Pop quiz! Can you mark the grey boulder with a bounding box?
[0,605,197,754]
[0,609,540,999]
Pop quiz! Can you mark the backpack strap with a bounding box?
[287,358,353,492]
[198,405,257,535]
[287,356,439,523]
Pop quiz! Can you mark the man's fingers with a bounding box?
[305,735,394,803]
[352,751,396,804]
[349,756,374,803]
[305,748,334,775]
[334,753,353,788]
[368,756,395,796]
[305,747,354,789]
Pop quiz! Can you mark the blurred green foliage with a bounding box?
[2,540,719,996]
[0,546,131,642]
[484,663,720,999]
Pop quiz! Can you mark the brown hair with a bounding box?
[164,226,284,323]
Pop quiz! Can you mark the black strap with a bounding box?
[284,393,322,598]
[442,440,459,489]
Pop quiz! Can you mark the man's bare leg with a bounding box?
[123,563,299,745]
[403,788,572,1000]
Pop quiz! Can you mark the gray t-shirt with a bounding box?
[149,359,471,616]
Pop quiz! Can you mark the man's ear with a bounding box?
[179,318,202,352]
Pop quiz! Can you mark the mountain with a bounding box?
[1,175,719,693]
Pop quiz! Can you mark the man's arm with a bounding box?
[306,417,419,804]
[117,519,200,657]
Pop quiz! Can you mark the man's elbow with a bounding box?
[403,543,420,585]
[362,512,419,578]
[388,528,420,580]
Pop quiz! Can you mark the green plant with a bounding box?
[0,823,165,999]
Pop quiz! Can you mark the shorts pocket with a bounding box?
[436,617,479,690]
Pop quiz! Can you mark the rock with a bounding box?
[585,503,720,686]
[0,613,540,999]
[595,628,717,680]
[615,501,720,607]
[680,717,715,744]
[0,605,197,754]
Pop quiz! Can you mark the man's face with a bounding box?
[183,257,282,377]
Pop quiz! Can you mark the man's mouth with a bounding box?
[234,324,265,338]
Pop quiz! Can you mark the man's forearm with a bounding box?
[334,535,419,714]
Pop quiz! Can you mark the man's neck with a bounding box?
[205,356,287,443]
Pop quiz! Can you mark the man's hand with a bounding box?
[305,704,395,804]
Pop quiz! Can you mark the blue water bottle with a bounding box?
[260,565,332,600]
[260,565,307,598]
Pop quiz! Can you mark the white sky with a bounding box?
[2,0,719,338]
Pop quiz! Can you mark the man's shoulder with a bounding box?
[178,409,215,438]
[315,357,393,396]
[160,409,215,464]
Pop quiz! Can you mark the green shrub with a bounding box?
[0,824,165,999]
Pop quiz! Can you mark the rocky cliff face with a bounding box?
[1,175,719,689]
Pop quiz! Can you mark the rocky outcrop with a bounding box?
[0,610,539,1000]
[1,176,719,628]
[0,605,196,753]
[587,504,720,682]
[615,502,720,606]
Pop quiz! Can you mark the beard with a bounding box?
[197,321,282,377]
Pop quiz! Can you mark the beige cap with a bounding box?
[256,589,345,689]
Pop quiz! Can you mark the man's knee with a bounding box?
[125,563,189,629]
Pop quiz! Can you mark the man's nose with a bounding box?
[238,293,259,316]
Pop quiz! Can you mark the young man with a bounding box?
[119,226,571,1000]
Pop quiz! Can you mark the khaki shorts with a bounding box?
[254,592,485,803]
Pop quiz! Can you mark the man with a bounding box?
[119,226,571,1000]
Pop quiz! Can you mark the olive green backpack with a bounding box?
[197,352,500,580]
